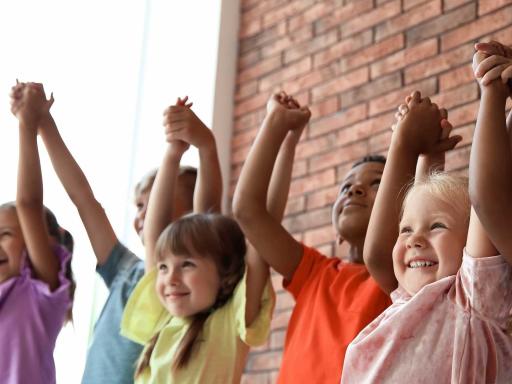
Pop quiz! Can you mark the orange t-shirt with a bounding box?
[277,245,391,384]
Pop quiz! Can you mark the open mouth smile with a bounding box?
[407,260,438,268]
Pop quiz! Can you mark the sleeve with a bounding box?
[232,271,276,347]
[97,242,142,288]
[283,244,328,299]
[458,249,512,326]
[120,270,170,345]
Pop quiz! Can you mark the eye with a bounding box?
[340,183,351,194]
[400,226,412,234]
[370,179,381,189]
[431,222,447,230]
[157,263,168,272]
[182,260,196,268]
[0,230,12,238]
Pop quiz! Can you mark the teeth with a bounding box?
[409,260,435,268]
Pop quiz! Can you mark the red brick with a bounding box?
[313,0,374,35]
[375,0,442,41]
[441,5,512,51]
[337,113,396,147]
[295,133,337,160]
[270,328,287,348]
[285,196,305,216]
[261,0,315,29]
[340,34,404,73]
[309,140,369,173]
[405,43,474,84]
[241,372,271,384]
[288,2,337,32]
[444,0,473,11]
[284,29,339,65]
[238,50,261,70]
[479,0,512,16]
[445,145,471,171]
[306,185,339,210]
[406,3,476,45]
[431,82,479,110]
[309,96,339,122]
[448,100,479,127]
[236,80,259,101]
[292,159,308,179]
[259,57,312,92]
[303,224,336,247]
[340,0,401,37]
[271,308,292,329]
[311,67,369,102]
[238,56,282,84]
[241,0,288,24]
[403,0,431,10]
[281,66,337,95]
[240,22,287,54]
[261,24,313,59]
[240,18,262,39]
[283,207,332,233]
[289,169,336,197]
[369,129,392,153]
[232,126,257,149]
[369,77,438,116]
[309,104,367,138]
[481,24,512,47]
[341,72,402,107]
[247,351,283,371]
[234,92,269,117]
[313,30,373,69]
[231,143,251,164]
[370,38,438,79]
[439,64,474,91]
[234,109,265,132]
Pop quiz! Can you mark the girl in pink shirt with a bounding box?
[342,83,512,383]
[0,82,75,384]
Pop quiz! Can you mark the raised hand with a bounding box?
[10,81,53,129]
[266,91,311,133]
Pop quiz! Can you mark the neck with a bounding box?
[336,237,365,264]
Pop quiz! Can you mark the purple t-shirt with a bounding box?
[0,245,72,384]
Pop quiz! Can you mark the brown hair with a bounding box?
[0,202,76,322]
[135,213,246,376]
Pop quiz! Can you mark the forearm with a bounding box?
[415,153,444,182]
[17,125,43,207]
[364,135,417,294]
[266,133,297,222]
[144,145,183,271]
[195,134,222,213]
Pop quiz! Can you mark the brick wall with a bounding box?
[231,1,512,382]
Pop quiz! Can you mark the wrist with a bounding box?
[167,143,187,158]
[390,130,421,158]
[480,81,509,102]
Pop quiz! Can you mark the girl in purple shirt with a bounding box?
[0,82,75,384]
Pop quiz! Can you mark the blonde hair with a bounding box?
[402,172,470,225]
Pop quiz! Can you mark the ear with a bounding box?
[336,234,344,246]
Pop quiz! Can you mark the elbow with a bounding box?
[232,193,259,227]
[16,196,43,212]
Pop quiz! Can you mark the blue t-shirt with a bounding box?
[81,242,145,384]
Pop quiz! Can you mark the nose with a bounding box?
[406,233,426,249]
[348,184,365,197]
[167,267,182,286]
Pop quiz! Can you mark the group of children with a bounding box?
[1,39,511,384]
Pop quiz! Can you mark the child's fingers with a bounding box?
[476,55,509,77]
[409,91,421,106]
[439,108,448,120]
[432,135,462,153]
[475,42,502,56]
[185,102,193,108]
[47,92,55,109]
[481,63,509,85]
[422,96,431,105]
[501,65,512,83]
[439,119,453,139]
[398,103,408,115]
[394,111,402,121]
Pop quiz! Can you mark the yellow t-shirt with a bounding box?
[121,269,275,384]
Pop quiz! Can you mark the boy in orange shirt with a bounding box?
[233,92,459,383]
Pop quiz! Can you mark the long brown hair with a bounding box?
[135,213,246,376]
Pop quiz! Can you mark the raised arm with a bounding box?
[244,95,306,325]
[469,47,512,261]
[34,96,117,266]
[364,92,459,294]
[233,93,310,282]
[12,83,59,289]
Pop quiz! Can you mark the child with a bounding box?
[120,99,276,383]
[1,83,74,384]
[9,82,220,383]
[233,92,393,383]
[341,89,512,382]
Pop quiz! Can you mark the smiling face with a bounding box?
[156,248,221,318]
[393,188,468,295]
[0,208,25,284]
[332,161,384,246]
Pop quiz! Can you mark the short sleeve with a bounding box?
[232,272,275,347]
[458,249,512,325]
[283,244,328,299]
[120,270,170,345]
[97,242,142,288]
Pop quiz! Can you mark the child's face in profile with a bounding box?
[332,161,384,245]
[0,209,25,283]
[155,247,220,318]
[392,189,467,295]
[133,184,191,243]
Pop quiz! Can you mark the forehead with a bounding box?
[342,161,384,182]
[0,208,19,227]
[402,189,460,221]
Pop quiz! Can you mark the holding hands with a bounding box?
[266,91,311,138]
[473,40,512,98]
[10,81,53,129]
[162,96,214,154]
